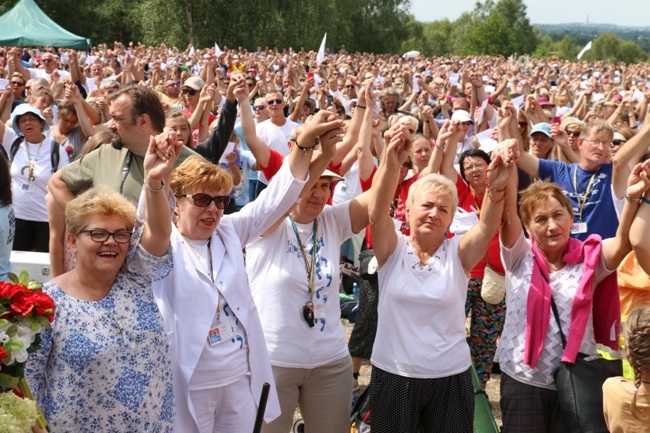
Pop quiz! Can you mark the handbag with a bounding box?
[480,264,505,305]
[550,297,623,433]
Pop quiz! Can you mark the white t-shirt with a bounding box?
[371,233,472,378]
[27,68,71,81]
[255,118,297,184]
[2,128,70,221]
[332,161,364,205]
[497,232,612,390]
[247,202,355,368]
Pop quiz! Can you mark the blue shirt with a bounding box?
[538,160,617,241]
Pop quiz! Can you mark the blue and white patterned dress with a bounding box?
[26,228,175,432]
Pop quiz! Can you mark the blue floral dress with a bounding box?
[26,229,174,432]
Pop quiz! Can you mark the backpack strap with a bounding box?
[8,135,61,173]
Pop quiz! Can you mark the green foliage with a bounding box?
[459,12,518,56]
[588,32,649,63]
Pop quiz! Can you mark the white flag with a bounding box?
[577,41,592,60]
[188,45,195,57]
[316,33,327,64]
[214,42,222,57]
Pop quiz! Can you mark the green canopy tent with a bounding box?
[0,0,90,49]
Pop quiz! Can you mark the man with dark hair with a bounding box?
[49,86,197,208]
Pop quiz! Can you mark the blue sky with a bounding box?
[409,0,648,27]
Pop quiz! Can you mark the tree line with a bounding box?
[2,0,649,63]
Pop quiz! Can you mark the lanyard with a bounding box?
[183,237,221,320]
[290,216,319,302]
[572,166,599,222]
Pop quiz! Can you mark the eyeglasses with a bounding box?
[10,81,25,86]
[345,85,355,89]
[612,138,627,146]
[253,105,266,111]
[518,121,528,128]
[41,58,53,63]
[177,193,230,209]
[566,130,581,137]
[166,82,180,88]
[584,138,611,148]
[267,98,283,106]
[79,229,132,244]
[182,88,197,95]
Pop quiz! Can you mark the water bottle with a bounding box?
[352,282,360,300]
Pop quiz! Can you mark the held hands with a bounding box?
[626,160,650,200]
[486,140,518,192]
[298,110,346,154]
[144,127,183,182]
[384,125,411,166]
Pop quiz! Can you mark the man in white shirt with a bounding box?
[254,91,298,196]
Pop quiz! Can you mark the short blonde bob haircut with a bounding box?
[66,188,136,236]
[518,181,573,228]
[171,156,234,197]
[406,173,458,218]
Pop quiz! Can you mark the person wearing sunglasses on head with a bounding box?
[253,90,299,197]
[153,110,346,433]
[180,76,218,144]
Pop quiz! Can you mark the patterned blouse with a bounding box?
[26,228,175,432]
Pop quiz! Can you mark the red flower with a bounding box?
[0,282,28,299]
[10,291,36,316]
[0,347,7,360]
[31,291,55,322]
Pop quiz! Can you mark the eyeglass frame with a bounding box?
[176,193,230,209]
[79,229,132,244]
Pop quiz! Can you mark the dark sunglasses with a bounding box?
[167,82,180,88]
[41,58,53,63]
[177,193,230,209]
[566,130,581,137]
[79,229,132,244]
[253,105,266,111]
[518,121,528,128]
[10,81,25,86]
[267,98,283,106]
[345,85,355,89]
[182,88,197,95]
[612,138,627,146]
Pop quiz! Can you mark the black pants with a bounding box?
[370,366,474,433]
[13,218,49,252]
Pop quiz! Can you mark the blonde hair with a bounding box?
[66,188,136,236]
[407,173,458,218]
[519,181,573,228]
[626,306,650,420]
[581,119,614,140]
[171,156,234,196]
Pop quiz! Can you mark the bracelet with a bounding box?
[625,194,643,203]
[356,105,366,110]
[295,140,316,152]
[487,187,506,204]
[144,179,165,193]
[435,143,445,151]
[642,196,650,206]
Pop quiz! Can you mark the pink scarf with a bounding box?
[524,235,620,368]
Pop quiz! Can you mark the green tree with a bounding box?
[422,19,454,56]
[589,32,648,63]
[493,0,538,54]
[459,12,517,56]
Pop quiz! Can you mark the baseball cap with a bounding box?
[451,109,473,123]
[183,76,205,91]
[530,122,552,138]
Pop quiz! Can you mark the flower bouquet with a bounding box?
[0,270,55,432]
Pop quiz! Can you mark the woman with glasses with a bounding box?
[154,108,345,433]
[26,131,181,431]
[9,72,27,111]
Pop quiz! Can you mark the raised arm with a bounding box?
[65,84,108,137]
[369,127,411,267]
[620,161,650,273]
[140,129,182,256]
[194,78,239,163]
[459,141,518,274]
[236,81,271,168]
[612,111,650,199]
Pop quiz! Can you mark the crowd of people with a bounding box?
[1,42,650,432]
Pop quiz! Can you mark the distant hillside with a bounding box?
[536,23,650,53]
